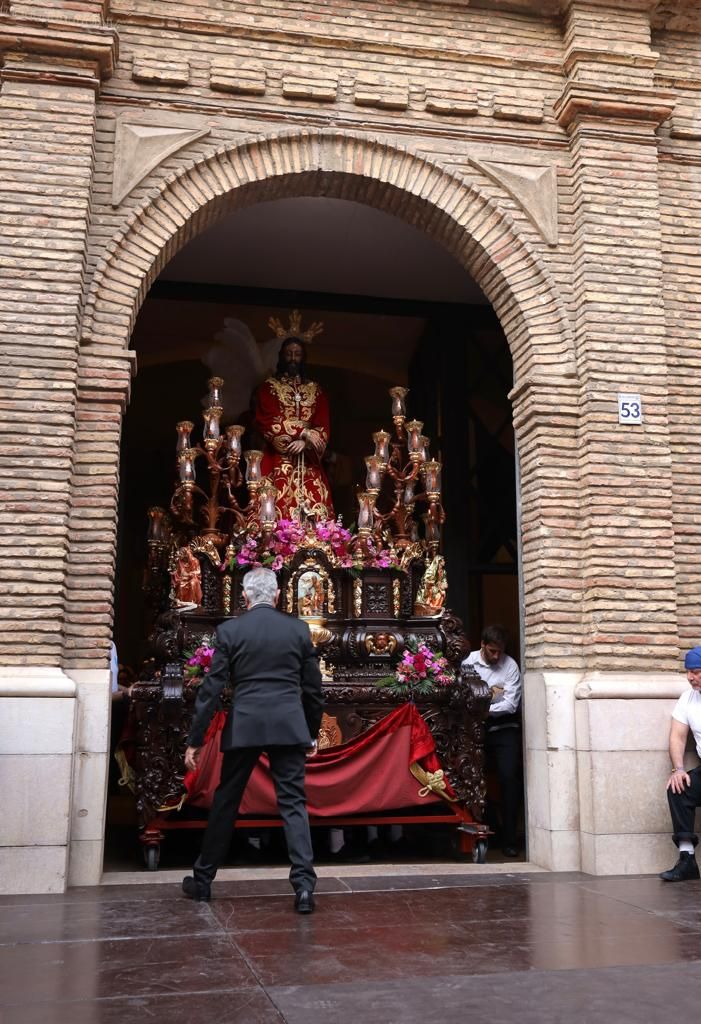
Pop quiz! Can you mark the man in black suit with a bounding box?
[181,567,324,913]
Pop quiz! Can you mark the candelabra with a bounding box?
[358,386,445,554]
[170,377,277,548]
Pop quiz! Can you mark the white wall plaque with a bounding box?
[618,393,643,425]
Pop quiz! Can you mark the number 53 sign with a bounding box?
[618,393,643,425]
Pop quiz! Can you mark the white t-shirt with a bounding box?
[672,688,701,757]
[461,649,522,717]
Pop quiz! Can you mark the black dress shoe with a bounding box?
[182,875,211,901]
[294,889,315,914]
[660,852,700,882]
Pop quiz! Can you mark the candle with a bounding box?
[176,421,193,453]
[423,513,441,545]
[244,449,263,486]
[225,425,245,459]
[207,377,224,407]
[203,406,222,442]
[372,430,391,466]
[178,449,195,482]
[147,506,168,542]
[423,460,442,498]
[389,386,409,420]
[357,491,375,532]
[405,420,424,458]
[365,455,384,494]
[258,481,278,526]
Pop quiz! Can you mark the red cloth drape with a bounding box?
[183,702,456,816]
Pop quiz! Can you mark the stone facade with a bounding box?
[2,0,701,891]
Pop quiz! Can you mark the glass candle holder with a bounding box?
[403,480,416,506]
[373,430,391,466]
[364,455,384,494]
[244,450,263,487]
[225,425,245,460]
[147,506,168,543]
[423,460,442,498]
[405,420,424,458]
[258,481,278,526]
[176,420,193,453]
[420,436,430,463]
[357,491,375,532]
[178,449,196,483]
[423,513,441,545]
[207,377,224,407]
[389,386,409,420]
[203,406,222,442]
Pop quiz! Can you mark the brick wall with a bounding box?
[3,0,701,673]
[654,14,701,654]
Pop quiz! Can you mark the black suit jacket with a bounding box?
[187,604,324,750]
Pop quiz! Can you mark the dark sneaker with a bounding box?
[182,875,211,901]
[660,852,700,882]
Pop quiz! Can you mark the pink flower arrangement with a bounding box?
[376,639,454,696]
[184,641,215,684]
[396,643,454,687]
[227,517,402,574]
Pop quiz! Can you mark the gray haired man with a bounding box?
[182,567,324,912]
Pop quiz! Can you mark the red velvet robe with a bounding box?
[254,374,334,520]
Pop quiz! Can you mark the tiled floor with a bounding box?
[2,870,701,1023]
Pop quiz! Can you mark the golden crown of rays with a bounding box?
[268,310,324,345]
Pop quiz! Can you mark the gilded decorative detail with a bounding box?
[393,577,401,617]
[190,536,221,566]
[353,577,363,617]
[222,574,231,615]
[317,712,343,750]
[414,554,448,617]
[267,377,321,428]
[409,764,458,803]
[364,632,398,656]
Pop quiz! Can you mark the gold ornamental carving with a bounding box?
[317,712,343,750]
[353,577,363,617]
[364,632,398,656]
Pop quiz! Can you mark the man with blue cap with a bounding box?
[660,646,701,881]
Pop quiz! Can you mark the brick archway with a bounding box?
[67,128,580,671]
[83,129,574,379]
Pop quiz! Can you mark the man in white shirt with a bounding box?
[660,645,701,882]
[462,624,522,856]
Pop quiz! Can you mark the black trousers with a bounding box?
[667,765,701,848]
[196,744,317,892]
[485,726,522,849]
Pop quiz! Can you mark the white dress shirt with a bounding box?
[461,649,522,718]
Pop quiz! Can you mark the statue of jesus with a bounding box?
[253,326,334,521]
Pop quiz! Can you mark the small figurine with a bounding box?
[414,554,448,617]
[172,546,202,609]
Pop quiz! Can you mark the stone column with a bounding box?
[526,0,681,874]
[0,10,118,892]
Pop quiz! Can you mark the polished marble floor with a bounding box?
[2,870,701,1023]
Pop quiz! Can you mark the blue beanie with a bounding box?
[685,646,701,670]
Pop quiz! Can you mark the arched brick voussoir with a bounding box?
[81,128,575,382]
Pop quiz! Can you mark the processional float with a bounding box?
[129,338,491,870]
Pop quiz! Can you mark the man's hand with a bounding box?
[306,740,318,760]
[287,438,305,456]
[667,769,691,794]
[305,429,325,457]
[184,746,202,772]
